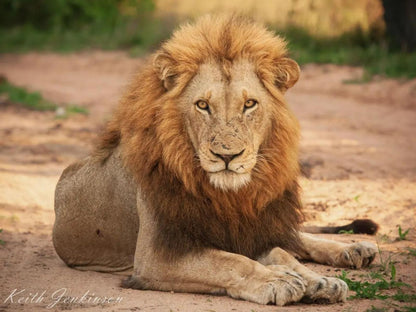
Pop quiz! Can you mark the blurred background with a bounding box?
[0,0,415,78]
[1,1,416,311]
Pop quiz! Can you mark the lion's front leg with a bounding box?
[299,232,377,269]
[258,247,348,304]
[125,246,307,306]
[125,194,308,306]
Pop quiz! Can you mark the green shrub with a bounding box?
[0,0,169,53]
[278,26,416,79]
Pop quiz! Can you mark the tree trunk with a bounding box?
[382,0,416,51]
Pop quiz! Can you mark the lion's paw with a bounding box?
[228,268,307,306]
[337,241,377,269]
[302,276,348,304]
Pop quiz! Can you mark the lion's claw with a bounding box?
[337,241,377,269]
[228,266,307,306]
[302,276,348,303]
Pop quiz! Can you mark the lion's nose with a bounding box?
[210,149,245,167]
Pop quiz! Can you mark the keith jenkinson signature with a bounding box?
[3,288,123,309]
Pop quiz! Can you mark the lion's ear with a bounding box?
[274,58,300,92]
[153,50,177,91]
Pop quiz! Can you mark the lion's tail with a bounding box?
[302,219,379,235]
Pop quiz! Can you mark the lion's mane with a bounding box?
[97,15,304,260]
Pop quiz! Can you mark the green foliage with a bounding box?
[66,105,89,115]
[376,241,397,275]
[0,79,88,116]
[337,268,412,302]
[390,262,396,281]
[339,229,354,234]
[392,292,416,303]
[0,0,169,53]
[406,248,416,257]
[279,27,416,79]
[353,194,362,202]
[397,226,410,241]
[338,270,389,300]
[0,228,5,245]
[0,81,57,111]
[0,0,154,29]
[366,306,388,312]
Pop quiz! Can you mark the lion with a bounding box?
[53,15,378,306]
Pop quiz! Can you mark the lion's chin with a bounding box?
[208,171,251,191]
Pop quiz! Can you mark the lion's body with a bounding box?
[53,15,377,305]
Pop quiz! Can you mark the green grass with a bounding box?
[279,27,416,79]
[337,266,414,303]
[65,105,89,115]
[406,248,416,257]
[397,226,410,241]
[392,292,416,302]
[0,228,5,245]
[0,80,57,110]
[0,0,168,54]
[366,306,388,312]
[339,229,355,234]
[338,270,390,300]
[0,79,88,116]
[376,241,397,275]
[0,18,170,54]
[353,194,362,202]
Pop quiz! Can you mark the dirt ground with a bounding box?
[0,52,415,312]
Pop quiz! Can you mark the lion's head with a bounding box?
[102,14,301,215]
[152,15,300,192]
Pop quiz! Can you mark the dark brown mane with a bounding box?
[141,160,304,260]
[96,15,304,260]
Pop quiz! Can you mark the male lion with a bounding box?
[53,15,377,306]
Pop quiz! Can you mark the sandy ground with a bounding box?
[0,52,415,312]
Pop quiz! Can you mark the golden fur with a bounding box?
[54,15,378,306]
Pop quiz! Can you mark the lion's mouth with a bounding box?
[206,162,248,175]
[208,170,251,191]
[208,169,238,174]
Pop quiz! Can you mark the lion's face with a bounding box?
[179,60,274,191]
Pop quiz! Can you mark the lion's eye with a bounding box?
[244,99,258,111]
[195,100,210,112]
